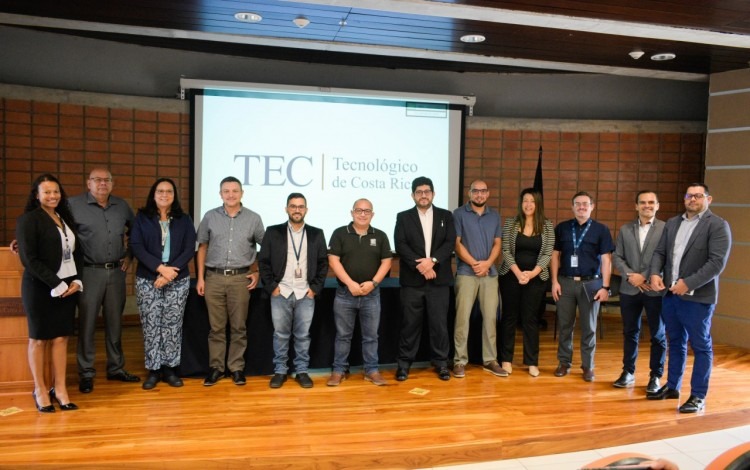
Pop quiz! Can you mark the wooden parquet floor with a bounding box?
[1,313,749,469]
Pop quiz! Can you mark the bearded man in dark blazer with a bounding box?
[647,183,731,414]
[394,176,456,382]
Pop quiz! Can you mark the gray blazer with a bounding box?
[650,209,731,305]
[612,218,665,297]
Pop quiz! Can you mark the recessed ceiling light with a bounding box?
[651,52,676,61]
[460,34,486,43]
[234,12,262,23]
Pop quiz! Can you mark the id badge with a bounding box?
[63,245,73,262]
[294,267,302,279]
[570,255,578,268]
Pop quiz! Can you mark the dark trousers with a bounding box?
[619,292,666,377]
[498,273,546,366]
[397,283,450,369]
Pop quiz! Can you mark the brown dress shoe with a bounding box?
[364,371,387,386]
[327,371,346,387]
[582,368,595,382]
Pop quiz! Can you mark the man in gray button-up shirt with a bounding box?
[196,176,265,386]
[69,168,138,393]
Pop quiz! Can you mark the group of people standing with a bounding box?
[14,169,731,417]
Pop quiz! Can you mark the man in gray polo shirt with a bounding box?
[196,176,265,386]
[452,179,505,378]
[71,168,138,393]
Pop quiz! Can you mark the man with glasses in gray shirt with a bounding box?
[71,168,138,393]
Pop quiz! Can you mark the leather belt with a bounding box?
[84,261,123,269]
[563,275,600,281]
[206,267,250,276]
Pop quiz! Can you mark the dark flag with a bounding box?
[533,145,543,197]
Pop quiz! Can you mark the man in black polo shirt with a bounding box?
[550,191,614,382]
[326,198,393,387]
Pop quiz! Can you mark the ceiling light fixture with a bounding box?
[234,12,262,23]
[628,50,645,60]
[293,16,310,28]
[460,34,486,43]
[651,52,676,61]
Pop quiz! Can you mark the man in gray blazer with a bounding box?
[648,183,731,413]
[612,191,666,393]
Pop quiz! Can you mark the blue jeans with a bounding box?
[270,293,315,375]
[662,294,714,398]
[333,286,381,374]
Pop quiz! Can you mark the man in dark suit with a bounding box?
[394,176,456,381]
[648,183,731,413]
[612,190,666,393]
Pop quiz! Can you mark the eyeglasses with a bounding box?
[414,190,432,196]
[90,177,112,184]
[288,204,306,211]
[470,188,488,194]
[155,189,174,195]
[352,208,373,215]
[684,193,706,200]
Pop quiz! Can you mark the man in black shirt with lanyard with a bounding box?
[550,191,614,382]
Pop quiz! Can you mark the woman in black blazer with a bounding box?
[16,174,82,412]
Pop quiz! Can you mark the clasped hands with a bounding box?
[155,264,180,288]
[627,272,653,292]
[650,275,691,296]
[415,257,437,280]
[347,280,376,296]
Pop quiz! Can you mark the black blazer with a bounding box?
[258,223,329,296]
[394,205,456,287]
[16,207,84,288]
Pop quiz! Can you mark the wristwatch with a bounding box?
[431,257,438,264]
[601,285,612,295]
[371,280,379,288]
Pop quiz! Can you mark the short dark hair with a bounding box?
[687,182,709,195]
[635,190,659,203]
[287,192,306,205]
[220,176,242,187]
[572,191,594,205]
[411,176,434,193]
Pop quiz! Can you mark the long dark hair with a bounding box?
[514,188,547,236]
[25,173,76,229]
[138,178,184,219]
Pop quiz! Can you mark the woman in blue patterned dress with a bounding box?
[130,178,196,390]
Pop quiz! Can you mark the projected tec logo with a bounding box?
[234,155,312,187]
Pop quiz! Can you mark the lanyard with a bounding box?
[288,225,305,264]
[571,219,592,254]
[160,218,171,252]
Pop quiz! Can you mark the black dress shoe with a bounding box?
[142,370,161,390]
[162,367,183,387]
[613,370,635,388]
[646,375,661,394]
[49,388,78,411]
[231,370,246,386]
[79,377,94,394]
[582,368,595,382]
[395,367,409,381]
[679,395,705,413]
[203,368,224,386]
[269,373,287,389]
[554,363,570,377]
[295,373,314,388]
[646,385,680,400]
[107,370,141,382]
[32,391,55,413]
[436,366,450,381]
